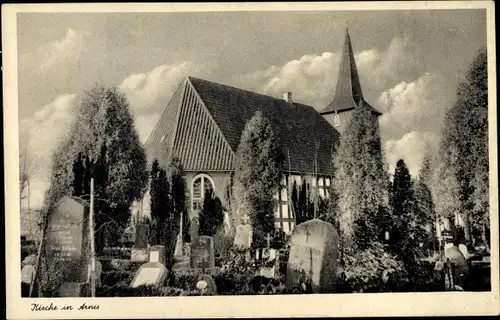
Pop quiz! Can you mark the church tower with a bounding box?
[320,27,382,133]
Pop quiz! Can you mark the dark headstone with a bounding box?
[190,217,200,244]
[134,224,149,249]
[130,261,168,288]
[190,236,215,270]
[45,196,90,296]
[286,219,338,293]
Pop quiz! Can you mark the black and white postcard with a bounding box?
[3,2,498,318]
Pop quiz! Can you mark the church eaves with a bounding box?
[321,28,382,117]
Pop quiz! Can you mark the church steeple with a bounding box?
[322,27,365,114]
[320,26,381,132]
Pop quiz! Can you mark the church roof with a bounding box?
[320,28,382,116]
[145,77,340,175]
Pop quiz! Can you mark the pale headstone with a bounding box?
[233,214,253,250]
[190,236,215,270]
[223,211,232,234]
[149,245,166,266]
[174,233,183,257]
[286,219,338,293]
[130,261,168,288]
[458,244,469,259]
[45,196,90,297]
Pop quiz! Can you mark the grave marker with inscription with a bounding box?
[286,219,338,293]
[44,196,90,297]
[190,236,215,271]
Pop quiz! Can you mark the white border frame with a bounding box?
[3,2,498,319]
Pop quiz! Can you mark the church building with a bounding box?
[140,28,382,235]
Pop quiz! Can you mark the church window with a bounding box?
[318,178,325,198]
[191,174,215,213]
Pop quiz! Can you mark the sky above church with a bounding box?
[16,7,487,209]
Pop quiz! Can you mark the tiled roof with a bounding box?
[188,77,340,175]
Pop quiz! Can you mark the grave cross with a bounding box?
[265,233,272,249]
[305,229,312,242]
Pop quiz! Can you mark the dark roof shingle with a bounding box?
[188,77,340,175]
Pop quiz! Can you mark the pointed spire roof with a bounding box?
[321,27,381,116]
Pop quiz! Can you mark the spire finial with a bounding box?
[343,20,348,32]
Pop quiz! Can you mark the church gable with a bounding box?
[172,79,235,171]
[144,78,234,172]
[144,79,185,169]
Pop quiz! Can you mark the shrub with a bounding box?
[339,242,408,293]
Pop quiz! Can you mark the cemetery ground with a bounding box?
[22,204,492,297]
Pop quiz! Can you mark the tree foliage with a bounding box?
[44,85,148,252]
[413,152,437,240]
[199,189,224,237]
[434,47,488,245]
[328,107,389,251]
[232,111,284,242]
[149,157,188,269]
[389,159,428,283]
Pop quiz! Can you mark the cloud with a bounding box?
[20,94,78,208]
[377,72,455,142]
[119,61,215,142]
[231,36,420,110]
[384,131,439,177]
[37,28,90,73]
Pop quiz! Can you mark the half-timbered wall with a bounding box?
[274,173,331,235]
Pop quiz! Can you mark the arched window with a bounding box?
[191,174,215,213]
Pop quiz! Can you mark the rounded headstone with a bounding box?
[286,219,338,293]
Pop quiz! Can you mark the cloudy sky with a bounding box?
[17,9,487,209]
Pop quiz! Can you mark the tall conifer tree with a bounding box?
[233,111,283,244]
[329,107,389,252]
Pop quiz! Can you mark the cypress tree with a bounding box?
[329,107,389,252]
[233,111,284,244]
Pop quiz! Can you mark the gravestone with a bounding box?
[458,243,469,260]
[130,261,168,288]
[190,236,215,271]
[190,217,200,244]
[286,219,338,293]
[149,245,166,266]
[131,224,149,262]
[174,233,183,257]
[233,214,253,250]
[44,196,90,297]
